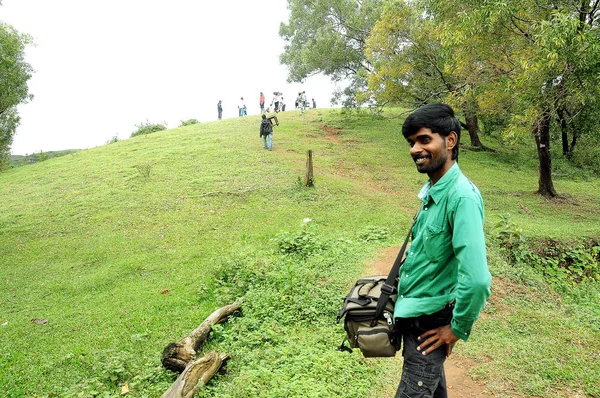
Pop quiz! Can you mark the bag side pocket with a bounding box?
[355,320,398,357]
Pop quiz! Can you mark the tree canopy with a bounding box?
[0,20,33,166]
[424,0,600,196]
[280,0,600,197]
[279,0,384,106]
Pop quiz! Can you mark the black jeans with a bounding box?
[394,304,454,398]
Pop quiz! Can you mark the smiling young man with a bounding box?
[394,103,492,398]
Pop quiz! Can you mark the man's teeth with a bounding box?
[415,157,427,165]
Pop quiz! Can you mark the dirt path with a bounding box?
[366,246,495,398]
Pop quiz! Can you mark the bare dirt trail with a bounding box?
[366,246,495,398]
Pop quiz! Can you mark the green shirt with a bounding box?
[394,163,491,341]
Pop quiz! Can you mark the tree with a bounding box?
[364,0,488,148]
[0,21,33,167]
[423,0,600,197]
[279,0,384,106]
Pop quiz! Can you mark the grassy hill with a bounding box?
[0,108,598,397]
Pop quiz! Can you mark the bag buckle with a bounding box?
[383,312,393,326]
[380,283,396,296]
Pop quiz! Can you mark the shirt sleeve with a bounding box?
[449,196,492,341]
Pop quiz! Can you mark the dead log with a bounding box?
[161,302,241,373]
[161,351,230,398]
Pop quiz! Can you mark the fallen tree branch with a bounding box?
[161,351,230,398]
[161,302,241,373]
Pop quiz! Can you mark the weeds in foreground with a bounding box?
[134,163,153,178]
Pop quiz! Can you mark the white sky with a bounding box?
[1,0,341,155]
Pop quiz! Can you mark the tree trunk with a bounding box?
[464,112,483,147]
[556,107,569,156]
[533,108,557,198]
[161,302,241,373]
[161,351,230,398]
[569,132,578,156]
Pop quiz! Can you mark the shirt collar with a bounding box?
[418,163,460,205]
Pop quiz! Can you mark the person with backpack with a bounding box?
[259,114,273,151]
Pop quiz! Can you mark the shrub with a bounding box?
[180,119,199,127]
[494,214,600,283]
[275,228,326,257]
[569,146,600,174]
[130,120,167,137]
[358,226,390,242]
[106,135,119,144]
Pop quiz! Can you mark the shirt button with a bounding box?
[410,252,414,255]
[400,295,404,298]
[405,274,409,278]
[424,207,428,211]
[425,237,428,240]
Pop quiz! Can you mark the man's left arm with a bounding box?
[417,196,491,356]
[449,196,492,341]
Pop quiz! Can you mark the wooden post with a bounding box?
[305,150,314,187]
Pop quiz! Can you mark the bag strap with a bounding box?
[371,206,422,326]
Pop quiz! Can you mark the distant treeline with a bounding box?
[10,149,80,166]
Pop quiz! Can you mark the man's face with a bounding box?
[406,127,450,180]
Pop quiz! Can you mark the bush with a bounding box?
[569,146,600,174]
[130,121,167,137]
[106,135,119,144]
[494,214,600,283]
[358,226,390,242]
[180,119,199,127]
[275,228,326,258]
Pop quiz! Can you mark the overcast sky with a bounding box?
[1,0,341,155]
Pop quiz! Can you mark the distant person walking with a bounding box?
[260,92,265,113]
[217,100,223,120]
[300,91,307,113]
[238,97,246,117]
[272,92,281,112]
[260,114,273,151]
[312,98,316,109]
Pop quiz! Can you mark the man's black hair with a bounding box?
[261,114,267,120]
[402,103,461,160]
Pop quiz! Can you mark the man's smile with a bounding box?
[413,155,430,165]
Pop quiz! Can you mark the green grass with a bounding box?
[0,108,599,397]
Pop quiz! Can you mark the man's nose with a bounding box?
[410,143,422,156]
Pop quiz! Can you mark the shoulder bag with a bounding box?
[336,208,420,357]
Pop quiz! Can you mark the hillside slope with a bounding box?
[1,109,598,397]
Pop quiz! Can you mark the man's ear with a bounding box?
[446,131,458,152]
